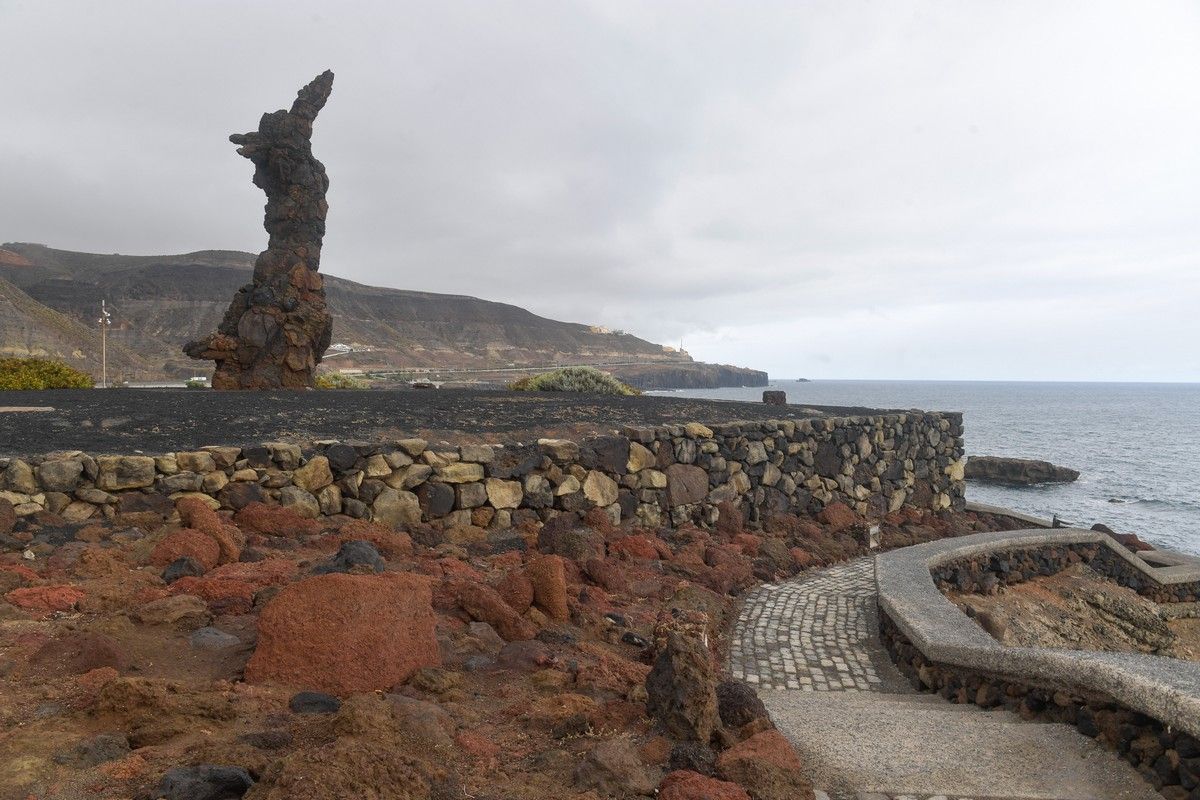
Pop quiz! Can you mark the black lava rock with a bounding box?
[53,733,130,767]
[487,532,527,555]
[620,631,649,648]
[716,679,770,728]
[417,482,455,518]
[156,764,254,800]
[313,540,384,575]
[486,444,542,479]
[289,691,341,714]
[669,741,716,775]
[535,628,576,645]
[551,712,591,739]
[163,557,206,584]
[324,443,359,473]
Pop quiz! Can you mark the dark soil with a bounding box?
[0,389,893,456]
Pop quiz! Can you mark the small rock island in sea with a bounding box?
[964,456,1080,486]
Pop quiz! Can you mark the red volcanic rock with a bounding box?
[790,548,816,570]
[206,526,244,565]
[233,502,323,538]
[699,546,754,596]
[5,585,86,614]
[577,585,614,615]
[715,730,812,800]
[177,495,222,531]
[318,520,413,558]
[245,572,439,695]
[178,497,246,564]
[576,642,651,697]
[610,535,659,561]
[766,515,824,540]
[0,563,40,584]
[169,576,256,615]
[450,580,538,642]
[207,558,298,589]
[30,631,129,675]
[77,666,120,694]
[816,502,859,532]
[583,558,628,593]
[494,572,534,614]
[660,771,751,800]
[1095,524,1155,552]
[733,533,762,556]
[527,555,569,621]
[150,529,221,571]
[421,558,486,583]
[456,730,501,762]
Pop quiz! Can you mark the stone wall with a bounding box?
[932,542,1200,603]
[878,532,1200,796]
[881,617,1199,796]
[0,411,964,531]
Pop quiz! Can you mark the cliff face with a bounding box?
[0,244,765,388]
[612,362,768,390]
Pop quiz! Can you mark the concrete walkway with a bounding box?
[729,557,1160,800]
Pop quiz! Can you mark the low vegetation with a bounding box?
[509,366,640,396]
[0,358,94,390]
[315,372,368,389]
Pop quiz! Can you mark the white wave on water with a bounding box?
[659,380,1200,554]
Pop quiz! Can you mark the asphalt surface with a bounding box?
[0,389,893,456]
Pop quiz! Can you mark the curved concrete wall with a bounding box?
[876,529,1200,738]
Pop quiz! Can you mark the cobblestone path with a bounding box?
[729,556,908,693]
[730,558,1160,800]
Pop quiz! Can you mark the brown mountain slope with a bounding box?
[0,243,767,387]
[0,275,147,373]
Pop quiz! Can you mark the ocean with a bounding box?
[651,380,1200,555]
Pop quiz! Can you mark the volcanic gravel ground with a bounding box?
[0,389,891,456]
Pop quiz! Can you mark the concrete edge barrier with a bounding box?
[876,528,1200,738]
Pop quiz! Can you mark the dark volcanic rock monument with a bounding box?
[184,71,335,389]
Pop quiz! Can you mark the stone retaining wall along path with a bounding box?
[731,558,1159,798]
[0,411,964,533]
[876,529,1200,796]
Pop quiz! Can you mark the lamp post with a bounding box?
[99,300,112,388]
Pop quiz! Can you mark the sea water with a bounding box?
[652,380,1200,554]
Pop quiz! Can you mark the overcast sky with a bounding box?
[4,0,1199,381]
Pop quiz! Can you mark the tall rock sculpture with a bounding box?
[184,71,335,389]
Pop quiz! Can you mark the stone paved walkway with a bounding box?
[730,557,905,692]
[730,558,1160,800]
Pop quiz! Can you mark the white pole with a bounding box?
[99,300,111,389]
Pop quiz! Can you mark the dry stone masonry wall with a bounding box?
[932,543,1200,603]
[0,411,964,530]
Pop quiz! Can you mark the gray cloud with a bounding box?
[3,0,1198,380]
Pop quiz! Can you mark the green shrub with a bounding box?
[509,366,640,396]
[185,377,209,390]
[0,358,95,390]
[316,373,368,389]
